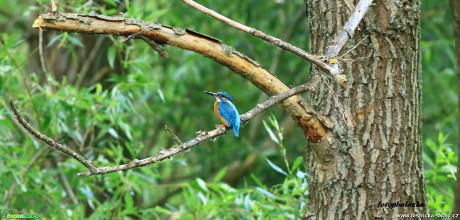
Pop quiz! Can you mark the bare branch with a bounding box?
[8,98,97,172]
[51,0,57,12]
[165,125,183,145]
[38,29,48,74]
[9,81,316,176]
[55,159,79,205]
[240,82,315,123]
[325,0,374,59]
[337,35,369,60]
[137,35,169,59]
[180,0,335,75]
[181,0,373,85]
[32,12,327,142]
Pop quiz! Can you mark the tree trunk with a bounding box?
[304,0,427,218]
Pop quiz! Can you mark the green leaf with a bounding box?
[124,192,134,209]
[291,156,303,172]
[196,178,208,192]
[256,187,275,198]
[108,128,119,139]
[46,34,63,47]
[269,115,279,131]
[79,185,94,199]
[119,122,133,140]
[213,166,228,183]
[296,170,307,179]
[104,0,117,6]
[68,129,84,145]
[265,158,287,176]
[243,194,253,210]
[197,192,207,205]
[438,132,446,145]
[250,174,265,188]
[68,35,83,47]
[108,46,116,69]
[263,120,279,144]
[157,88,165,103]
[95,83,102,95]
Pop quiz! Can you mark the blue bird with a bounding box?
[205,91,241,137]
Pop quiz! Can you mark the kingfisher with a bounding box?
[205,91,241,137]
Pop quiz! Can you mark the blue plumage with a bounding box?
[217,100,240,137]
[205,91,241,137]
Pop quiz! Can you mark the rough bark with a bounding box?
[304,0,427,219]
[450,0,460,214]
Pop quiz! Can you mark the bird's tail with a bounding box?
[233,125,239,137]
[233,117,240,137]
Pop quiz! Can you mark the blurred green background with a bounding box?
[0,0,457,218]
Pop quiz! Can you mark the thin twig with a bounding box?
[38,29,48,74]
[32,12,322,138]
[54,158,79,205]
[120,29,147,43]
[76,36,105,87]
[250,9,305,139]
[137,35,169,59]
[316,0,373,118]
[9,80,316,177]
[165,125,183,145]
[120,28,169,58]
[344,0,354,11]
[240,82,316,123]
[181,0,335,75]
[9,98,97,172]
[337,35,369,60]
[318,73,353,127]
[51,0,57,12]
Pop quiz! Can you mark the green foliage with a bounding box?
[158,118,308,219]
[165,161,307,220]
[119,115,303,219]
[0,0,310,218]
[421,0,457,144]
[0,0,458,218]
[420,0,458,213]
[424,133,457,213]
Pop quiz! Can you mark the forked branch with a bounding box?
[325,0,374,58]
[9,81,316,176]
[182,0,374,80]
[9,98,97,173]
[181,0,335,75]
[32,12,327,141]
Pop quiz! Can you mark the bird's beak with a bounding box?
[205,91,218,97]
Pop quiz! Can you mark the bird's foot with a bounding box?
[215,124,227,132]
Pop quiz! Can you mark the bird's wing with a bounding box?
[218,101,239,127]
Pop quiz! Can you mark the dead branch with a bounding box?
[165,125,183,145]
[181,0,373,85]
[9,81,315,176]
[137,35,169,59]
[325,0,374,59]
[32,11,327,141]
[180,0,335,75]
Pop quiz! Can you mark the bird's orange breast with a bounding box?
[214,101,228,127]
